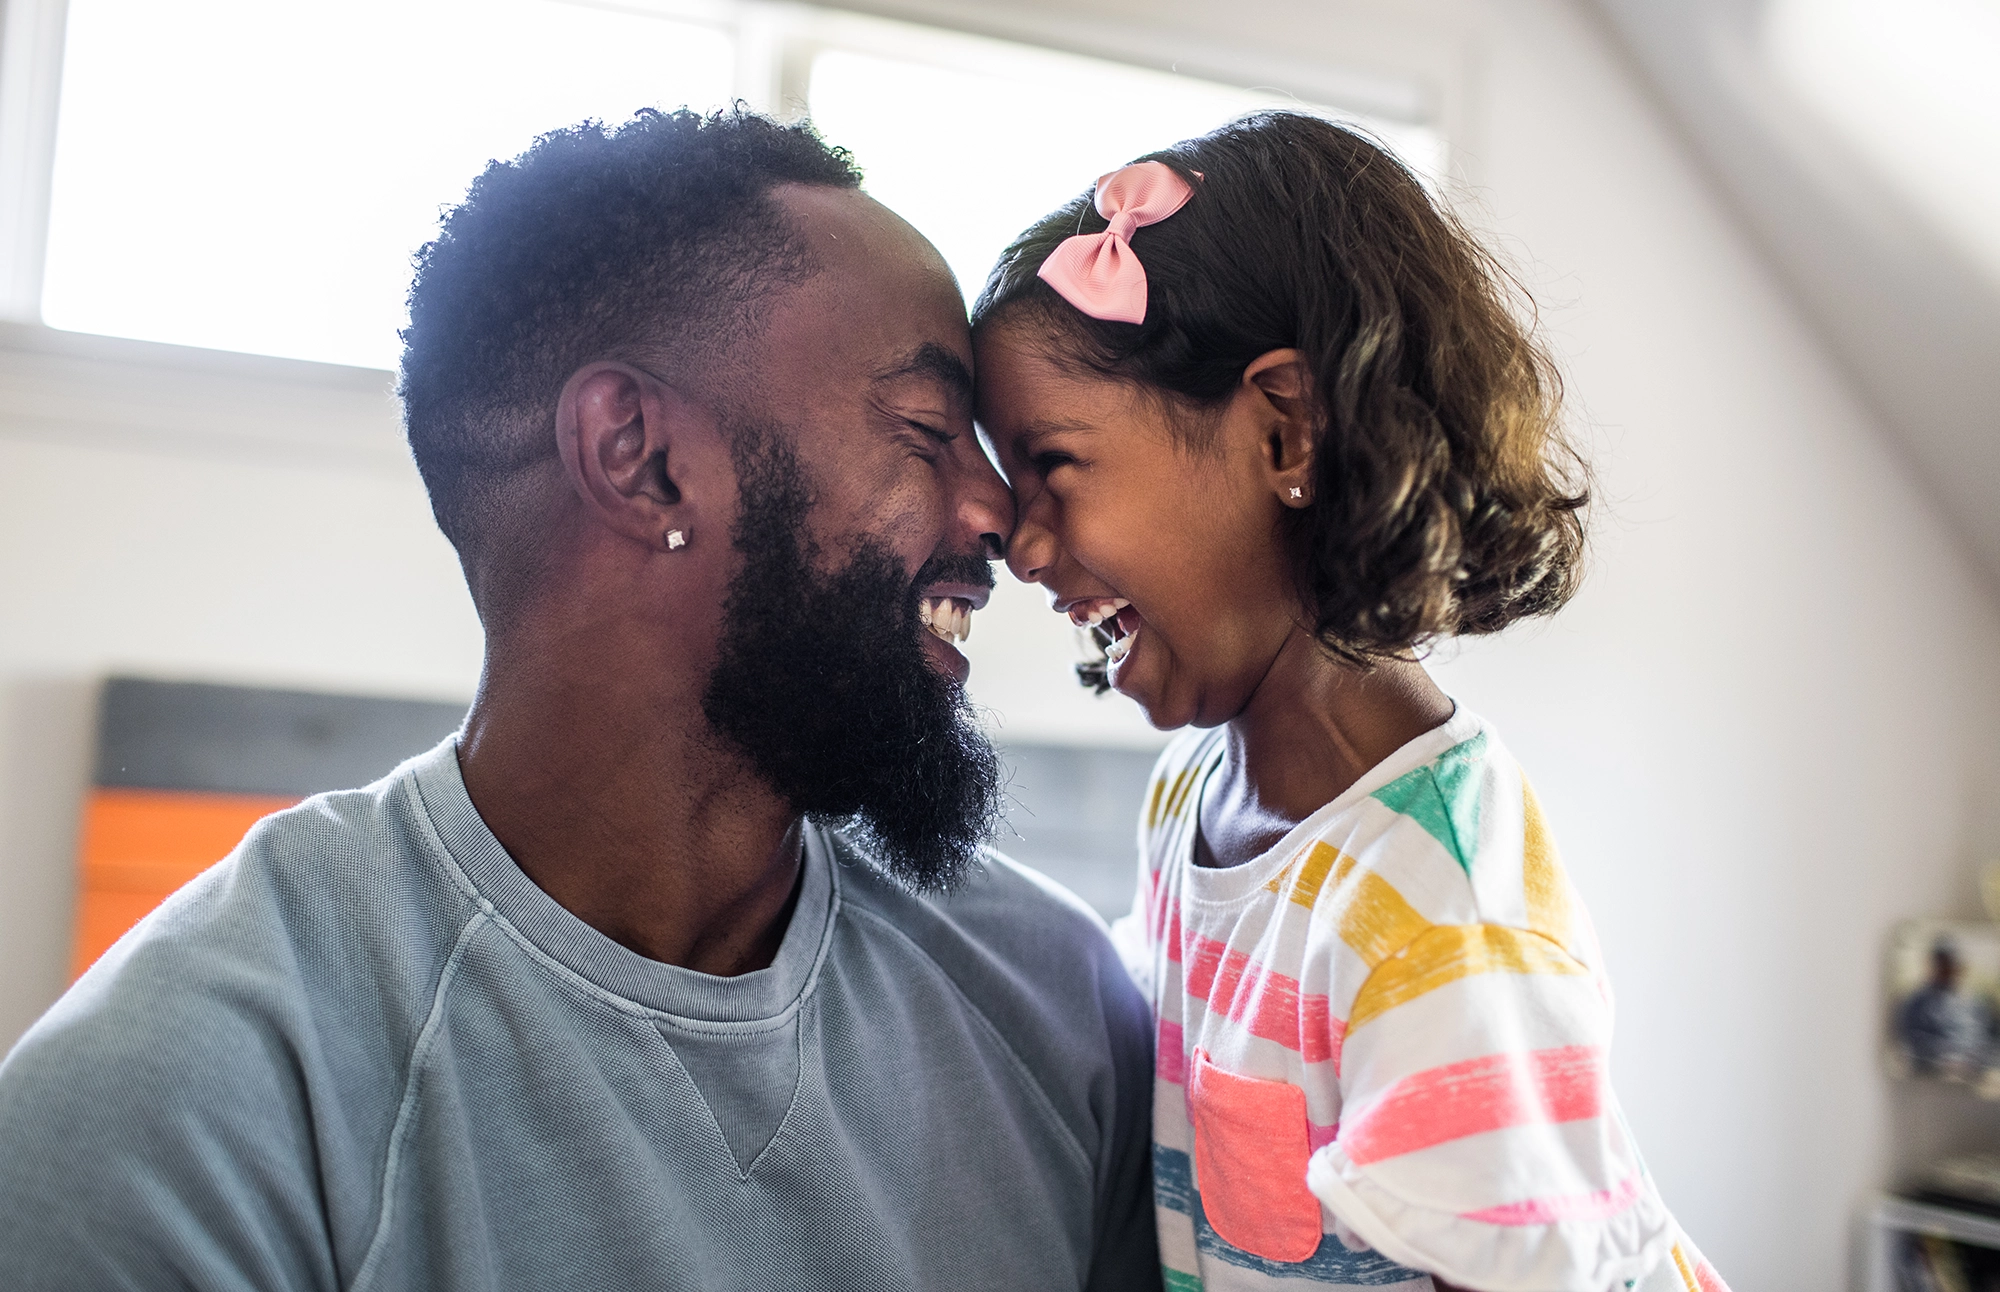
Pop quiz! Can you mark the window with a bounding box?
[40,0,736,369]
[804,15,1446,306]
[26,0,1445,370]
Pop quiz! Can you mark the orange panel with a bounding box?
[71,788,298,979]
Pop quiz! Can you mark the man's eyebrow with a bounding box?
[873,342,972,404]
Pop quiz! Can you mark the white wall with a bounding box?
[1412,2,2000,1281]
[2,0,1999,1286]
[0,327,486,1047]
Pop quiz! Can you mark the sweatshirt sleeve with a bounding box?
[0,917,339,1292]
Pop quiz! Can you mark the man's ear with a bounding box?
[1242,348,1316,509]
[554,362,709,552]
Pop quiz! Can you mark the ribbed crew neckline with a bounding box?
[410,739,838,1025]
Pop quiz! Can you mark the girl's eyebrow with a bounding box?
[1019,418,1097,437]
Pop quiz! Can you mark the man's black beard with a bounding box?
[701,432,1002,893]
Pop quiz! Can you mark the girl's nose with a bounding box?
[1005,505,1057,584]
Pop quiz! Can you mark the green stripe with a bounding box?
[1163,1269,1204,1292]
[1370,731,1487,877]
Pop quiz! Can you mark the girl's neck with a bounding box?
[1194,630,1456,870]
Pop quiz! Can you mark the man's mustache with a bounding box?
[912,551,996,592]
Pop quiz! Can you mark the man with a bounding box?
[0,110,1159,1289]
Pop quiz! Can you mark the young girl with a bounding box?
[972,114,1726,1292]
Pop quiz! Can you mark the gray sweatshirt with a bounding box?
[0,740,1160,1291]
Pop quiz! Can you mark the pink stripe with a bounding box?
[1340,1044,1607,1165]
[1695,1257,1730,1292]
[1158,1020,1187,1084]
[1461,1171,1642,1225]
[1178,933,1340,1064]
[1316,1003,1345,1075]
[1145,870,1170,946]
[1211,942,1252,1007]
[1183,933,1224,996]
[1308,1119,1339,1152]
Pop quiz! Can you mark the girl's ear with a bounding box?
[1243,349,1316,508]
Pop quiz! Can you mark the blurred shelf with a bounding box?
[1877,1195,2000,1248]
[1866,1193,2000,1292]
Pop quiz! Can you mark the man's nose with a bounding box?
[955,448,1014,564]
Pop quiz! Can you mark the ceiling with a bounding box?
[1589,0,2000,585]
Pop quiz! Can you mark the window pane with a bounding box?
[808,33,1445,307]
[41,0,736,370]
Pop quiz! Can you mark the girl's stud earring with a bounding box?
[666,529,688,550]
[1289,487,1303,500]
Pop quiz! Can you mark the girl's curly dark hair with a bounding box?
[972,111,1587,665]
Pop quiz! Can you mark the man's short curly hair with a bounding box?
[399,107,861,578]
[972,111,1587,664]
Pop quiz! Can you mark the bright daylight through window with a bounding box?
[39,0,1443,371]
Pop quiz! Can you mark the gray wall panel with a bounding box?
[95,678,466,797]
[995,742,1159,919]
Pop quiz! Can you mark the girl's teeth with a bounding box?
[1105,625,1137,664]
[1072,596,1133,628]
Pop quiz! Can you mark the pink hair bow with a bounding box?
[1037,161,1195,325]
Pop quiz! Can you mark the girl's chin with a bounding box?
[1112,667,1188,732]
[1106,630,1201,730]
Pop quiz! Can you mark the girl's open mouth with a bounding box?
[1069,598,1140,691]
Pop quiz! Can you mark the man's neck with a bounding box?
[454,638,806,977]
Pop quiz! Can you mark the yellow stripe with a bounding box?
[1147,769,1194,828]
[1521,779,1572,951]
[1347,923,1589,1033]
[1326,865,1431,969]
[1671,1245,1698,1292]
[1263,839,1353,909]
[1167,767,1201,822]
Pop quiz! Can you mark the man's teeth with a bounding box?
[1105,625,1138,664]
[920,596,973,644]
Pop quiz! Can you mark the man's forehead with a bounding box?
[760,184,973,380]
[874,342,972,405]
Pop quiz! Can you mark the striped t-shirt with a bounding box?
[1114,708,1727,1292]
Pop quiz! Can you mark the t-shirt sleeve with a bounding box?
[1304,922,1676,1292]
[0,952,337,1291]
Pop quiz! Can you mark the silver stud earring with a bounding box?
[666,529,688,550]
[1289,487,1304,500]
